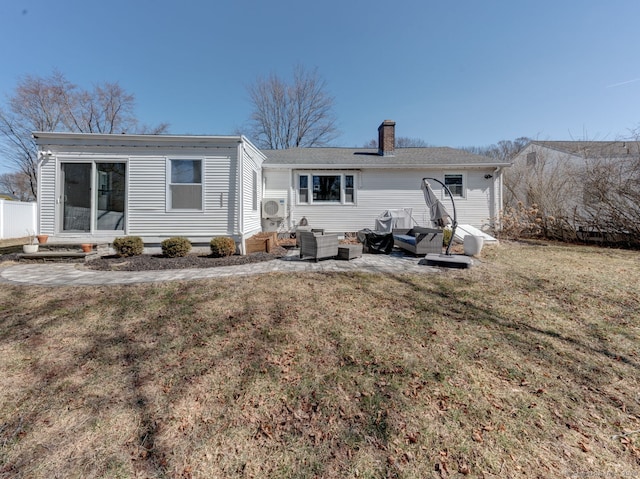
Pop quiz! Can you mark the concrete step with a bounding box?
[17,251,99,263]
[17,242,108,262]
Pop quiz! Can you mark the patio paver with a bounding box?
[0,250,450,286]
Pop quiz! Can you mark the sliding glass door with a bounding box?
[61,162,126,232]
[62,163,92,232]
[96,163,126,230]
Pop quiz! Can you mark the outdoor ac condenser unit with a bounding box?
[262,198,287,218]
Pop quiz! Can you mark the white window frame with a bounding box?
[296,171,357,205]
[298,173,310,204]
[57,156,128,234]
[166,158,204,211]
[444,173,465,199]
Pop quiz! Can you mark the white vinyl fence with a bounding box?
[0,199,37,239]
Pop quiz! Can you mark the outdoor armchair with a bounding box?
[298,231,339,262]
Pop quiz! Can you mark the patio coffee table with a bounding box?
[337,244,363,260]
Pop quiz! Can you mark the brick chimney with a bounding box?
[378,120,395,156]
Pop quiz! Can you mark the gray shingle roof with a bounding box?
[531,141,640,158]
[262,147,508,168]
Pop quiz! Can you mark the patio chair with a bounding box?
[298,231,339,262]
[295,227,325,247]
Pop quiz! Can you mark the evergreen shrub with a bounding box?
[161,237,192,258]
[112,236,144,257]
[210,236,236,257]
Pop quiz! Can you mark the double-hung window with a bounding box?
[345,175,354,203]
[444,174,464,198]
[168,159,202,210]
[299,175,309,203]
[297,172,356,204]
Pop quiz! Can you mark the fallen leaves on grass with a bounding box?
[1,242,640,478]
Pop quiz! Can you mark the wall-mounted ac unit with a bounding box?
[262,198,286,218]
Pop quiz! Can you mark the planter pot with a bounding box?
[23,244,39,254]
[463,235,484,256]
[37,235,49,244]
[81,244,93,253]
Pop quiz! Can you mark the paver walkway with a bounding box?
[0,250,449,286]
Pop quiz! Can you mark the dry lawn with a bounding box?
[1,241,639,478]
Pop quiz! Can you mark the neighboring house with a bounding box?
[517,140,640,160]
[33,121,509,252]
[513,141,640,177]
[261,121,510,233]
[511,140,640,237]
[33,132,265,253]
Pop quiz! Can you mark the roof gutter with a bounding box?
[262,162,513,169]
[33,131,243,142]
[32,131,244,149]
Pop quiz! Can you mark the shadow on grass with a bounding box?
[1,267,638,477]
[389,271,640,378]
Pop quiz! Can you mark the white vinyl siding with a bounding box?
[264,169,289,199]
[127,153,237,236]
[240,142,265,237]
[127,156,167,234]
[35,135,267,247]
[37,157,57,235]
[252,170,258,211]
[264,168,496,233]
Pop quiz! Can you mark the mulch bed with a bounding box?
[86,246,288,271]
[1,235,402,272]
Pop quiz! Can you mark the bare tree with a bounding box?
[578,147,640,246]
[363,137,430,148]
[0,71,168,198]
[471,136,640,246]
[63,81,167,134]
[0,72,68,198]
[247,65,339,149]
[498,161,581,242]
[397,137,430,148]
[0,172,33,201]
[463,138,530,163]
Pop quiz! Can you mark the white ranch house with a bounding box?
[34,121,510,253]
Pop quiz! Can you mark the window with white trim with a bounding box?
[297,172,356,204]
[299,175,309,203]
[345,175,354,203]
[444,174,464,198]
[168,159,202,210]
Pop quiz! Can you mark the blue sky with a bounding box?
[2,0,640,158]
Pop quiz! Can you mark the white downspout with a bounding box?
[237,140,245,254]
